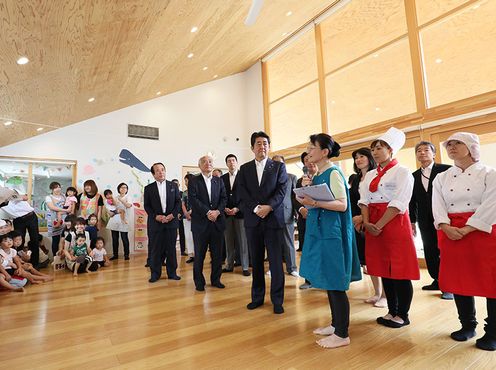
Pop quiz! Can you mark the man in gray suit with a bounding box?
[272,155,298,277]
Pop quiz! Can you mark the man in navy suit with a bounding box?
[144,163,182,283]
[188,155,227,291]
[237,131,288,314]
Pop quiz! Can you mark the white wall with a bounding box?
[0,62,264,249]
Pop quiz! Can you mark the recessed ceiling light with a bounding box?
[331,100,336,104]
[213,75,218,79]
[472,4,480,9]
[375,107,381,111]
[282,32,288,37]
[191,26,198,33]
[373,53,379,58]
[202,66,208,71]
[156,91,161,96]
[37,127,44,132]
[435,58,443,64]
[88,97,95,102]
[4,121,13,126]
[16,56,29,65]
[286,11,292,16]
[187,53,194,58]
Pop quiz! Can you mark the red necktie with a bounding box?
[369,159,398,193]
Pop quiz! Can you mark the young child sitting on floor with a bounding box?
[0,233,50,284]
[90,237,110,267]
[65,233,93,276]
[0,255,25,292]
[10,231,53,281]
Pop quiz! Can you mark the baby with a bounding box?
[55,187,78,227]
[66,233,93,276]
[90,237,110,267]
[104,189,127,224]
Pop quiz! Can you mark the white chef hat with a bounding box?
[0,219,6,227]
[376,127,406,156]
[442,132,480,161]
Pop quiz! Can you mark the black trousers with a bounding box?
[51,235,61,257]
[419,225,440,282]
[149,228,178,280]
[192,224,223,288]
[327,290,350,338]
[382,278,413,321]
[297,218,306,251]
[178,219,185,254]
[111,230,130,257]
[13,212,39,267]
[454,295,496,336]
[245,224,284,306]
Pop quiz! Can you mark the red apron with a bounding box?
[437,212,496,298]
[365,203,420,280]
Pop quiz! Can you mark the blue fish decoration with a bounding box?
[119,149,150,172]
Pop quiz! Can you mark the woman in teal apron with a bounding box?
[297,133,361,350]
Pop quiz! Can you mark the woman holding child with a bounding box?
[105,183,132,260]
[45,182,68,256]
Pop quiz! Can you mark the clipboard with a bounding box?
[293,183,335,208]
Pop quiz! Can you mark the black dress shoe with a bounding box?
[109,256,118,261]
[242,270,251,276]
[273,305,284,314]
[212,282,225,289]
[247,301,263,310]
[196,286,205,291]
[186,257,194,264]
[222,268,233,273]
[149,277,159,283]
[451,327,477,341]
[476,333,496,351]
[234,262,241,267]
[145,263,149,267]
[169,275,181,280]
[124,256,130,260]
[422,281,439,291]
[382,318,410,328]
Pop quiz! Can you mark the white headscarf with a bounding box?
[443,132,480,161]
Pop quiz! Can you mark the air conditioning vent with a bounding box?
[128,124,159,140]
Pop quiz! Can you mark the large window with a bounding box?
[0,157,76,229]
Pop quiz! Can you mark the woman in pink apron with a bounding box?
[359,127,420,328]
[77,179,103,223]
[432,132,496,351]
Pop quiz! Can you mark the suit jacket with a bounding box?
[144,180,181,232]
[189,174,227,234]
[283,173,297,224]
[237,158,288,229]
[221,171,243,219]
[409,163,451,230]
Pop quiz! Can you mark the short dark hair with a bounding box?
[87,213,97,221]
[0,234,12,243]
[75,217,86,226]
[300,152,308,165]
[95,236,105,244]
[351,147,377,175]
[9,230,22,239]
[49,182,61,190]
[309,133,341,158]
[272,155,285,163]
[66,186,77,196]
[225,154,238,163]
[415,141,436,154]
[150,162,165,174]
[250,131,270,147]
[75,233,86,240]
[213,169,223,175]
[117,183,128,194]
[103,189,113,197]
[171,179,179,183]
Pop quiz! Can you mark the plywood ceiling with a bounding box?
[0,0,334,147]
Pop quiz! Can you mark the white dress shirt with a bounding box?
[255,158,267,186]
[420,161,434,192]
[156,180,167,213]
[229,170,238,189]
[202,173,212,202]
[432,162,496,233]
[358,164,414,213]
[2,199,34,219]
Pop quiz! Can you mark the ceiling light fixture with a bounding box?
[472,4,480,9]
[213,75,218,79]
[88,97,95,102]
[191,26,198,33]
[331,100,336,104]
[202,66,208,71]
[373,53,379,58]
[16,56,29,65]
[286,11,292,16]
[435,58,443,64]
[4,120,13,126]
[156,91,161,96]
[282,32,288,37]
[187,53,194,58]
[375,107,381,111]
[37,127,44,132]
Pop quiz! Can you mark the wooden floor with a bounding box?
[1,249,494,370]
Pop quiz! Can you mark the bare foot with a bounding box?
[13,287,25,292]
[44,276,54,282]
[364,295,380,304]
[86,270,92,274]
[73,272,78,277]
[313,325,335,336]
[374,297,388,308]
[30,280,41,284]
[316,334,350,349]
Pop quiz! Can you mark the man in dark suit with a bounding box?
[144,163,182,283]
[222,154,250,276]
[409,141,452,299]
[188,155,227,291]
[237,131,288,314]
[272,155,298,277]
